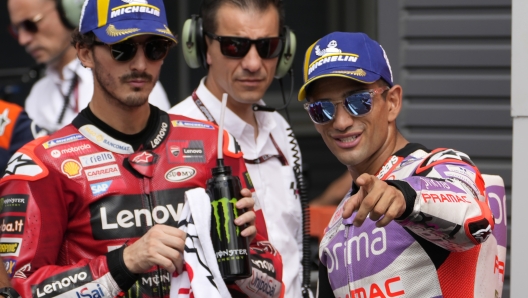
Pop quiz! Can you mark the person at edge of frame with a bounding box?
[0,100,48,172]
[7,0,171,133]
[0,0,284,297]
[298,31,504,297]
[170,0,305,297]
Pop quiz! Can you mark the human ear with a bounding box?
[386,85,403,123]
[76,43,94,69]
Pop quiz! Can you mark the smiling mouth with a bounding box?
[338,135,358,143]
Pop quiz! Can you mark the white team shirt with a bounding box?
[25,59,170,132]
[169,78,303,298]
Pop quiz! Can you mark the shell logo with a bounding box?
[61,159,83,178]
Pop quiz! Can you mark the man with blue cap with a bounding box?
[299,32,504,297]
[0,0,280,297]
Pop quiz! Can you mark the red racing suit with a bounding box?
[0,107,283,298]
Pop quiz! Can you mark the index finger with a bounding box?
[355,173,376,190]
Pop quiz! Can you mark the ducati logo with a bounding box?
[170,146,180,157]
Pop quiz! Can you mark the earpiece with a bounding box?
[181,15,296,78]
[56,0,84,29]
[274,26,296,79]
[181,15,207,69]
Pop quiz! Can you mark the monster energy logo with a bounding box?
[211,197,240,243]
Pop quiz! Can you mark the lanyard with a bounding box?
[56,73,79,125]
[192,90,289,166]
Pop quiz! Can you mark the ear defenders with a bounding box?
[181,14,296,79]
[55,0,84,29]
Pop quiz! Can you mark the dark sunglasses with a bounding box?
[93,39,172,62]
[304,87,390,124]
[8,11,48,38]
[205,31,283,59]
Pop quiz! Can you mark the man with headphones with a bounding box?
[7,0,171,133]
[169,0,305,297]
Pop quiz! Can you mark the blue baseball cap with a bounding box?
[79,0,176,44]
[298,32,393,101]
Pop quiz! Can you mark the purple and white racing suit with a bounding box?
[318,143,506,298]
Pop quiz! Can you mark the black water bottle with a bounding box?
[206,160,251,281]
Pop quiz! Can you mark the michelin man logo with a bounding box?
[315,40,342,57]
[122,0,148,3]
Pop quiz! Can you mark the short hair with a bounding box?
[70,28,96,49]
[201,0,285,34]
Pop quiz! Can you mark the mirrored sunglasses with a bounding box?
[304,87,390,124]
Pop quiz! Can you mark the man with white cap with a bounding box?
[0,0,279,297]
[299,32,504,297]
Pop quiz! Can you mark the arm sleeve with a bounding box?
[393,149,494,252]
[0,155,125,297]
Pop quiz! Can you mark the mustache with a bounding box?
[121,72,153,83]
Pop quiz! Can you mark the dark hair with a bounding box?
[201,0,285,34]
[70,28,96,49]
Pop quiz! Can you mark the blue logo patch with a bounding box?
[90,181,113,196]
[43,134,86,149]
[3,258,16,278]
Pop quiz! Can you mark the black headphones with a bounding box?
[181,14,296,79]
[55,0,84,29]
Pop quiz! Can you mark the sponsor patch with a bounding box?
[51,150,61,158]
[130,151,156,165]
[0,194,29,214]
[165,166,196,182]
[89,192,186,240]
[13,263,30,279]
[85,164,121,181]
[72,283,106,298]
[57,144,92,157]
[79,125,134,154]
[110,1,161,19]
[1,216,25,235]
[3,258,16,278]
[0,237,22,257]
[61,159,82,179]
[42,134,85,149]
[171,120,214,130]
[3,153,44,178]
[90,180,113,196]
[243,172,254,189]
[166,140,206,163]
[79,152,116,168]
[147,121,169,149]
[31,266,93,298]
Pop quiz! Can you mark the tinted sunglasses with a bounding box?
[93,39,172,62]
[205,31,283,59]
[8,11,49,38]
[304,87,390,124]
